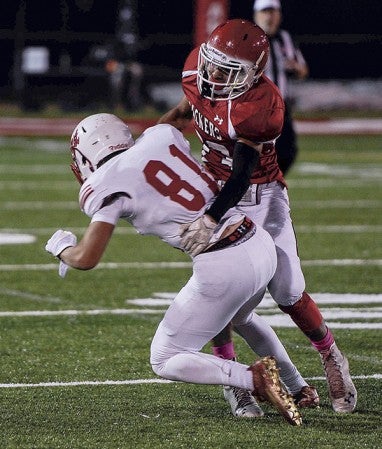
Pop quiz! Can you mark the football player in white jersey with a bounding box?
[45,113,316,425]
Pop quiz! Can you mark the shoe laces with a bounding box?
[321,347,346,398]
[231,387,256,407]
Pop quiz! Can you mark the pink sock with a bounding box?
[311,328,335,352]
[212,341,236,360]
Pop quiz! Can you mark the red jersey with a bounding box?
[182,47,286,185]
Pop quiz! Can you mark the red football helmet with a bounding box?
[197,19,269,100]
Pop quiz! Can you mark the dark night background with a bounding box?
[1,1,381,107]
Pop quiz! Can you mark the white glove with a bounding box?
[45,230,77,277]
[180,215,216,257]
[45,229,77,257]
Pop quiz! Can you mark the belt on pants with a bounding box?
[202,217,256,254]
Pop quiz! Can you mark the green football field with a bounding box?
[0,132,381,448]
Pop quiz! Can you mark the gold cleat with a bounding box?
[248,356,303,426]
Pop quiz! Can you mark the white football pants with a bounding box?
[150,225,307,392]
[239,181,306,306]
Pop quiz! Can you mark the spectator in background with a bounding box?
[105,0,147,111]
[105,41,144,112]
[253,0,309,175]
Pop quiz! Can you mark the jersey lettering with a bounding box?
[191,104,222,140]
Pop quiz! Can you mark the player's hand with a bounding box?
[180,215,216,257]
[45,230,77,278]
[45,230,77,258]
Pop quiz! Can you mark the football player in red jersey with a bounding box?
[158,19,357,415]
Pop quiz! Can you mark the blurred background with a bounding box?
[1,0,382,114]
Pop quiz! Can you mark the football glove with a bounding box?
[45,229,77,257]
[58,260,69,279]
[180,215,216,257]
[45,230,77,278]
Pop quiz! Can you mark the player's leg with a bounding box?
[211,318,265,417]
[209,227,284,418]
[232,307,319,408]
[278,292,357,412]
[151,229,275,378]
[150,241,301,425]
[150,229,300,418]
[150,242,261,381]
[212,303,318,414]
[150,248,252,385]
[252,182,357,413]
[152,323,301,425]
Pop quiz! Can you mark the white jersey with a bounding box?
[79,124,244,250]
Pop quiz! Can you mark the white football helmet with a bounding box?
[70,113,134,184]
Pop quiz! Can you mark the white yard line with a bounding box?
[295,225,382,233]
[2,292,381,329]
[0,227,136,235]
[1,201,78,210]
[129,292,382,308]
[0,177,377,189]
[0,287,61,303]
[302,259,382,266]
[2,225,382,235]
[291,200,382,209]
[0,374,380,389]
[0,233,36,244]
[288,178,381,188]
[0,262,192,271]
[297,163,382,179]
[0,310,380,330]
[0,165,67,174]
[0,379,173,388]
[0,259,381,272]
[0,308,165,317]
[2,200,381,210]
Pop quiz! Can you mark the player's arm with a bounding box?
[46,221,115,270]
[206,138,262,223]
[59,221,114,269]
[180,138,262,257]
[157,96,193,131]
[46,195,126,275]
